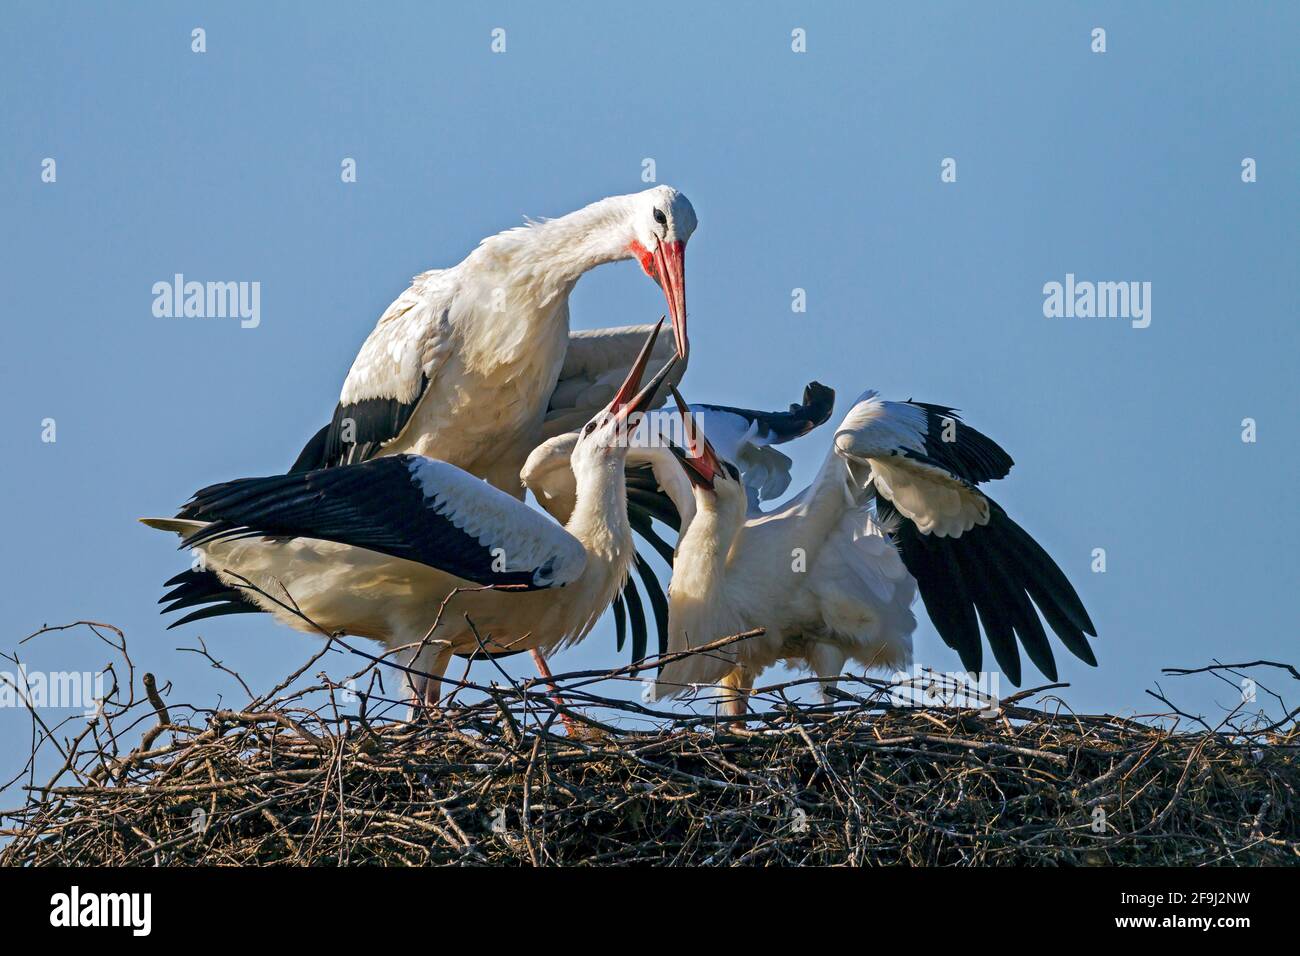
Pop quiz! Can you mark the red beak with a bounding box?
[670,384,722,488]
[652,241,688,360]
[608,317,662,413]
[608,318,677,425]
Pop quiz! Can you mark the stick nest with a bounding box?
[2,623,1297,866]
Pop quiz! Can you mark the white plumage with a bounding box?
[653,420,918,714]
[293,186,697,500]
[833,390,988,537]
[654,384,1096,712]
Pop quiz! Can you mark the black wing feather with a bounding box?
[622,574,648,665]
[177,456,559,589]
[289,374,429,472]
[157,567,262,630]
[612,593,628,653]
[694,381,836,446]
[170,600,262,629]
[882,491,1096,685]
[978,541,1057,681]
[900,402,1015,485]
[953,541,1023,684]
[634,552,669,662]
[623,463,684,666]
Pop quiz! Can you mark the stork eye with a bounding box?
[652,208,667,226]
[582,421,598,437]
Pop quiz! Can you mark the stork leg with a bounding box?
[808,644,847,707]
[402,641,452,722]
[718,667,754,725]
[530,648,579,737]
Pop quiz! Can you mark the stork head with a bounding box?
[573,320,676,468]
[520,431,580,504]
[667,385,738,496]
[626,186,696,360]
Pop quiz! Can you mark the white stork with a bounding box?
[520,381,835,658]
[143,329,677,711]
[289,186,697,498]
[653,387,1098,716]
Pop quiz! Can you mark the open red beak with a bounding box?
[609,318,677,425]
[670,384,722,488]
[652,241,688,359]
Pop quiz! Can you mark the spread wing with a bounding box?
[834,390,1095,685]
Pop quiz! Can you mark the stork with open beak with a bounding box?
[142,327,676,714]
[653,386,1098,717]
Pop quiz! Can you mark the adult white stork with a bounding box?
[289,186,697,498]
[653,387,1098,716]
[143,329,677,711]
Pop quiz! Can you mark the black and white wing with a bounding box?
[833,390,1012,536]
[178,455,586,590]
[290,272,456,472]
[694,381,836,448]
[687,381,835,506]
[834,390,1095,685]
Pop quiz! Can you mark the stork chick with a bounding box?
[655,387,1097,717]
[144,327,677,715]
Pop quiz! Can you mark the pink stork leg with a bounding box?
[530,648,579,737]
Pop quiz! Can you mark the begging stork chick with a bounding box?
[654,387,1098,716]
[142,328,676,712]
[519,381,835,660]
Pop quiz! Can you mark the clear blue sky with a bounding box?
[2,2,1296,779]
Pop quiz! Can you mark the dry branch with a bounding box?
[1,625,1296,866]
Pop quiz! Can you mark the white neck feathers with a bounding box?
[467,194,636,306]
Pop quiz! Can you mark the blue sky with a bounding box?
[1,2,1297,778]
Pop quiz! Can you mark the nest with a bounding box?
[2,622,1297,866]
